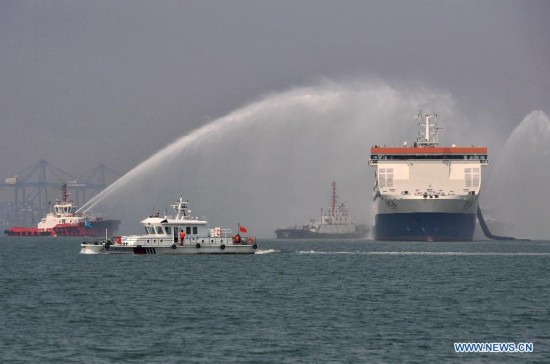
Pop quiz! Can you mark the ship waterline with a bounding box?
[375,212,476,241]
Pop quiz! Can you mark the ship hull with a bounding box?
[275,229,366,239]
[374,212,476,241]
[4,219,121,237]
[81,242,257,255]
[53,220,121,237]
[4,227,53,237]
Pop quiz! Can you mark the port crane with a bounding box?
[0,160,119,226]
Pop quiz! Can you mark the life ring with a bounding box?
[220,244,226,250]
[196,243,201,248]
[115,236,122,244]
[233,234,241,244]
[171,244,177,249]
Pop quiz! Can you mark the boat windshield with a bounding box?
[156,226,163,234]
[145,226,155,235]
[165,226,172,235]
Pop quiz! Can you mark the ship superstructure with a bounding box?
[275,181,367,239]
[4,184,120,237]
[368,113,488,241]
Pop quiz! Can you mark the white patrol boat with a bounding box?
[80,195,257,255]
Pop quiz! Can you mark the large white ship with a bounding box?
[368,113,488,241]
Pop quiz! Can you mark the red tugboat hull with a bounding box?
[4,227,54,237]
[52,219,121,237]
[5,219,121,237]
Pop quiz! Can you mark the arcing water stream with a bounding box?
[78,80,549,238]
[484,111,550,239]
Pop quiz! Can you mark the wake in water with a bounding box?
[254,249,279,255]
[296,251,550,256]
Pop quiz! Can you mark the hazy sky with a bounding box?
[1,0,548,176]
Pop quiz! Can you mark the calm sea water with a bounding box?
[1,237,549,363]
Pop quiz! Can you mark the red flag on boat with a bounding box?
[239,225,247,233]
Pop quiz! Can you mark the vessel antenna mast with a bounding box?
[61,184,69,203]
[416,112,440,147]
[331,181,337,216]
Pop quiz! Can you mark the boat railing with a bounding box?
[82,236,112,245]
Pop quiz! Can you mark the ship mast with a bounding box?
[61,183,69,203]
[172,194,190,220]
[331,181,337,216]
[416,112,440,147]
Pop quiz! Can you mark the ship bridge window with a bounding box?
[156,226,163,234]
[193,226,197,234]
[378,168,394,188]
[465,168,480,188]
[186,226,191,234]
[165,226,172,235]
[145,226,155,235]
[472,168,480,187]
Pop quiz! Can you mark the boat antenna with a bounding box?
[61,183,69,203]
[331,181,337,216]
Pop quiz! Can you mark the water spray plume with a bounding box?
[78,80,485,236]
[485,110,550,239]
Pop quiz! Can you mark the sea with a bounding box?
[1,237,549,363]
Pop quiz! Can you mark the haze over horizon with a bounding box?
[1,1,549,237]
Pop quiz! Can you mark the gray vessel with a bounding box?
[275,181,367,239]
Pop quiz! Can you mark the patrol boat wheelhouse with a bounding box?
[80,195,257,254]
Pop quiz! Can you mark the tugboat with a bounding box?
[80,194,257,254]
[4,184,120,237]
[275,181,368,239]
